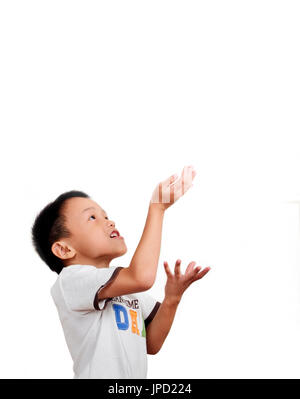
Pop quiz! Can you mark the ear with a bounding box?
[51,241,76,260]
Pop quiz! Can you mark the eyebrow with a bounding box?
[81,207,107,215]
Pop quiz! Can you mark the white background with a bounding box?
[0,1,299,378]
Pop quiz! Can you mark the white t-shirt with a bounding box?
[50,264,161,379]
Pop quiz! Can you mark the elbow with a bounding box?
[137,274,155,291]
[148,347,159,355]
[142,279,155,291]
[129,267,155,291]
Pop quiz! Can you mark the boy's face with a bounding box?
[55,197,127,265]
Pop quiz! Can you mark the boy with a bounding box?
[31,165,210,379]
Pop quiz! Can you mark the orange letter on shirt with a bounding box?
[129,309,140,335]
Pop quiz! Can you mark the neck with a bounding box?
[64,254,113,269]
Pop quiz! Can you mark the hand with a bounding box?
[163,259,211,303]
[150,165,197,211]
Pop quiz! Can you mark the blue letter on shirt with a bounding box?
[112,304,129,330]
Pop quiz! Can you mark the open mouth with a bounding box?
[110,230,122,239]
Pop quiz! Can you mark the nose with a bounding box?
[108,219,115,228]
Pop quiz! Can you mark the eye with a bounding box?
[89,215,96,220]
[105,216,109,220]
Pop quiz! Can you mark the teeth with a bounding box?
[110,232,118,238]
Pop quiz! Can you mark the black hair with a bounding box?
[31,190,90,274]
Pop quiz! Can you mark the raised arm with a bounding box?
[129,165,196,286]
[97,166,196,301]
[128,202,165,287]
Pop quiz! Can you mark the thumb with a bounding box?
[170,174,178,184]
[163,173,178,186]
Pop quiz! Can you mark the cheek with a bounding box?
[81,230,111,253]
[91,231,110,247]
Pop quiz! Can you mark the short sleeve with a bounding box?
[60,265,124,312]
[137,291,161,328]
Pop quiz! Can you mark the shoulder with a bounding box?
[60,264,121,279]
[53,265,120,293]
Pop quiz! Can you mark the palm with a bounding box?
[151,165,196,209]
[163,259,210,299]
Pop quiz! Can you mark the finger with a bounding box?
[158,182,163,203]
[182,166,195,194]
[173,166,195,196]
[163,261,173,277]
[169,174,178,186]
[162,173,178,187]
[160,174,178,203]
[185,261,196,274]
[169,176,175,203]
[193,266,202,275]
[151,173,178,204]
[194,267,211,280]
[174,259,182,277]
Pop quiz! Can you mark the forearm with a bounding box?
[146,296,180,355]
[129,202,165,285]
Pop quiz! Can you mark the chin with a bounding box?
[120,246,128,255]
[114,246,128,258]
